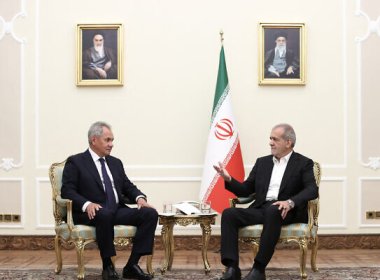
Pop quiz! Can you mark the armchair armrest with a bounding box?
[229,193,256,208]
[307,198,319,230]
[56,196,75,230]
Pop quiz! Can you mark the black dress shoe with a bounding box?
[122,264,152,280]
[220,266,241,280]
[102,264,120,280]
[242,268,266,280]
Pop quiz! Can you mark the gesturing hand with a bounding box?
[213,161,232,182]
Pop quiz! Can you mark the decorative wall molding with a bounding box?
[0,178,24,229]
[0,0,26,43]
[0,0,26,171]
[355,0,380,169]
[1,234,379,250]
[355,0,380,42]
[319,177,347,229]
[359,177,380,228]
[35,178,52,229]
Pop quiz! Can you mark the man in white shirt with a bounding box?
[214,123,318,280]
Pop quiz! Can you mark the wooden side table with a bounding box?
[158,213,217,274]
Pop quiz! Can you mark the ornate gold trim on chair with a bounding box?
[230,161,321,279]
[49,160,153,279]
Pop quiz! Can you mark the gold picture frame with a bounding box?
[76,24,123,86]
[258,23,306,85]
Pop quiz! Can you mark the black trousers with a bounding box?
[220,201,296,268]
[74,206,158,259]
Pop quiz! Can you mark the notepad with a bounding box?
[173,202,201,215]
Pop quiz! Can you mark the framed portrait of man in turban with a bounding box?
[258,23,306,85]
[76,23,123,86]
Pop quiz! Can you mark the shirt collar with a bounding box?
[273,151,293,164]
[88,147,104,162]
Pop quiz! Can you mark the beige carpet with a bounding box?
[1,267,380,279]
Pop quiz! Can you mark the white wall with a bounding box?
[1,0,380,235]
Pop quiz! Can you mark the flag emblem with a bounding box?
[214,118,234,140]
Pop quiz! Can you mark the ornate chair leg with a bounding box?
[75,239,87,280]
[311,236,319,272]
[146,254,154,276]
[54,235,63,274]
[253,241,259,258]
[299,239,308,279]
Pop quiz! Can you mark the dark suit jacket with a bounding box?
[225,152,318,222]
[61,150,145,214]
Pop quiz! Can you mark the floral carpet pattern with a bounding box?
[0,267,379,279]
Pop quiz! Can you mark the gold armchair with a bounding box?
[230,162,321,279]
[49,160,153,279]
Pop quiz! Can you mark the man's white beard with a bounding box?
[94,45,105,57]
[276,44,286,52]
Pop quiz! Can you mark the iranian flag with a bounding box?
[199,46,245,213]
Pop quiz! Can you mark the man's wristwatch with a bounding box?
[287,199,295,209]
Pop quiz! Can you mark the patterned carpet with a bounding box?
[0,267,380,279]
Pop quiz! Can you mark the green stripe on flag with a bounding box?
[211,46,229,123]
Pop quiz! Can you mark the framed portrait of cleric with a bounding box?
[258,23,306,85]
[76,24,123,86]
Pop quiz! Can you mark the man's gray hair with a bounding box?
[273,123,296,148]
[88,121,112,144]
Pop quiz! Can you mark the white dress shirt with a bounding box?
[82,148,120,212]
[266,151,293,201]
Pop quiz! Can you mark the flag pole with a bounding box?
[220,30,224,45]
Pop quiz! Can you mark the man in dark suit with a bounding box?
[214,123,318,280]
[61,121,158,280]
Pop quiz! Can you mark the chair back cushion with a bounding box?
[49,161,67,220]
[239,223,317,239]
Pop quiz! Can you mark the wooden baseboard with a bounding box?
[0,234,379,250]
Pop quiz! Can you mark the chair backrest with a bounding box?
[313,161,321,187]
[49,160,67,225]
[309,161,321,227]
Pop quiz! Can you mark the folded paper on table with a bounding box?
[173,202,201,215]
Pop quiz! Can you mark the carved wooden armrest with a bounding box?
[56,196,74,230]
[229,194,256,208]
[307,198,319,230]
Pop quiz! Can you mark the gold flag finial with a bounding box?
[220,30,224,44]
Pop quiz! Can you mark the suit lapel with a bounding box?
[105,156,122,199]
[279,152,298,192]
[83,150,104,191]
[263,156,274,194]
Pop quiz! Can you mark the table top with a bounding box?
[158,212,217,226]
[158,212,218,218]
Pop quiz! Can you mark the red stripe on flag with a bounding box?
[205,141,245,213]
